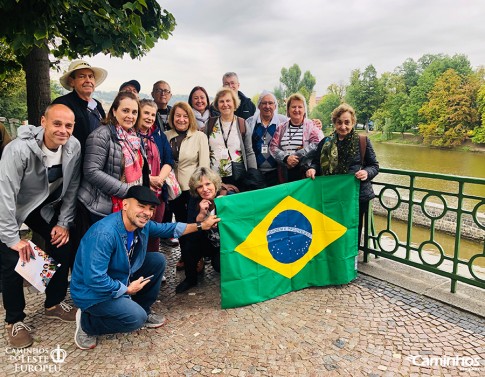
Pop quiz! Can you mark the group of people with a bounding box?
[0,59,378,351]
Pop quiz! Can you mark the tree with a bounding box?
[0,0,176,125]
[345,65,384,125]
[326,83,346,100]
[274,63,316,109]
[406,54,473,128]
[419,69,479,147]
[309,93,341,129]
[471,80,485,144]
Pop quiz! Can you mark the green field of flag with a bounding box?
[215,175,360,309]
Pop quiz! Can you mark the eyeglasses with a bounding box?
[154,89,171,95]
[260,101,275,106]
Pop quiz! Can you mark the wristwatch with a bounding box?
[196,222,203,231]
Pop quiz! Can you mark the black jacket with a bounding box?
[53,91,105,156]
[234,91,256,120]
[308,135,379,202]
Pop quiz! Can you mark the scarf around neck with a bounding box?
[115,125,143,184]
[320,129,359,175]
[194,109,210,130]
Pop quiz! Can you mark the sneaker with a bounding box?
[5,322,33,348]
[161,275,167,284]
[74,309,97,350]
[45,301,77,322]
[162,238,179,247]
[144,313,166,329]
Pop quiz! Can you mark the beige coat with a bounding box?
[164,128,210,190]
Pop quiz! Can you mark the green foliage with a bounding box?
[309,93,341,126]
[275,63,316,105]
[0,0,176,123]
[419,69,480,147]
[0,0,176,70]
[345,65,384,124]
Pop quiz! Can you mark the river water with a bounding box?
[369,142,484,269]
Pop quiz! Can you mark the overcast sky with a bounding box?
[52,0,485,99]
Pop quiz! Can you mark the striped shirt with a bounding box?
[280,124,304,154]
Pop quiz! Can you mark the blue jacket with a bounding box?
[71,211,185,310]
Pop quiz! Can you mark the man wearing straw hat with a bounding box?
[53,60,108,155]
[52,60,108,262]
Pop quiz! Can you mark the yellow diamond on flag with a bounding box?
[235,196,347,279]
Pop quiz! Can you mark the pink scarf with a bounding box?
[115,125,143,185]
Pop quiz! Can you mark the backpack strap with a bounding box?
[358,134,367,166]
[237,116,246,138]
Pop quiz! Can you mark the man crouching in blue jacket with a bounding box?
[71,185,219,350]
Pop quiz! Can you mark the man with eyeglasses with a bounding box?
[246,91,287,187]
[150,80,179,247]
[151,80,172,132]
[222,72,256,120]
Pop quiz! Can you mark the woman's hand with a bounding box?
[149,175,164,190]
[355,169,368,181]
[198,199,212,216]
[306,168,316,180]
[312,119,323,129]
[286,155,299,168]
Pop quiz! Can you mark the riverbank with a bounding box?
[364,131,485,153]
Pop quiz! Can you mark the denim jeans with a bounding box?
[81,252,166,336]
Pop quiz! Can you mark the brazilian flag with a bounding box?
[215,175,359,308]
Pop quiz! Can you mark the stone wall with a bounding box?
[372,191,485,241]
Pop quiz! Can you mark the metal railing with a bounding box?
[362,168,485,293]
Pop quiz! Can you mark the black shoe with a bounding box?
[175,280,197,294]
[162,238,179,247]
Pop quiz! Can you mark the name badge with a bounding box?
[261,145,268,154]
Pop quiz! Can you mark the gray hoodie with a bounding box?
[0,125,81,247]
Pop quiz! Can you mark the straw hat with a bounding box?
[59,60,108,90]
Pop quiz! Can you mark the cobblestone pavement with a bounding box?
[1,245,484,377]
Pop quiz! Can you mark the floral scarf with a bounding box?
[116,125,143,185]
[320,129,359,175]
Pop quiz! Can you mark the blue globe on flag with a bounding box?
[266,210,313,263]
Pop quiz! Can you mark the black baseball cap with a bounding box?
[119,79,141,93]
[125,186,160,206]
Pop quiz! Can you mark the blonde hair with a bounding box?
[286,93,307,117]
[188,167,222,197]
[168,102,198,132]
[213,87,241,112]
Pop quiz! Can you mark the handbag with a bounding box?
[231,161,246,183]
[165,169,182,200]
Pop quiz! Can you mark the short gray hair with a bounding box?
[222,72,239,82]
